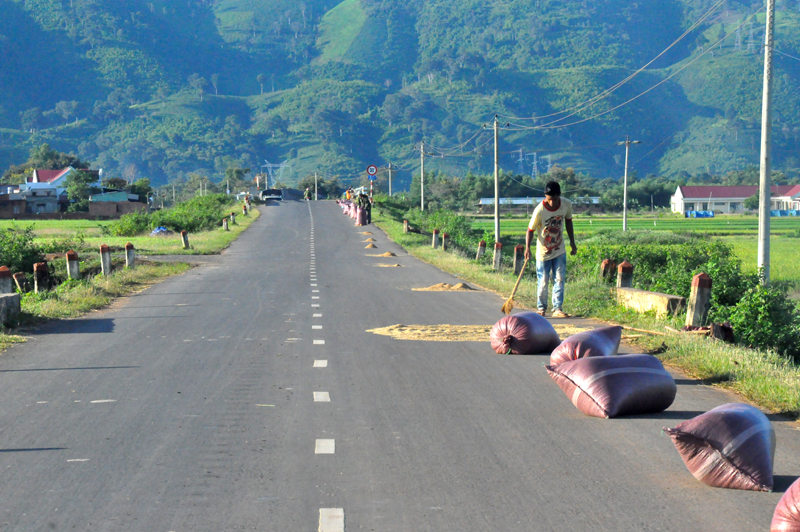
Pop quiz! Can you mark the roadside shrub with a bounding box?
[0,225,42,273]
[107,194,236,236]
[404,208,481,251]
[716,284,800,359]
[39,230,87,254]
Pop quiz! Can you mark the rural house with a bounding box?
[670,185,800,214]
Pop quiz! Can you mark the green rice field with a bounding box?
[472,214,800,283]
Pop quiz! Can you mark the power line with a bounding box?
[494,0,726,124]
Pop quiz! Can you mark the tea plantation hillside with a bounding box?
[3,0,800,188]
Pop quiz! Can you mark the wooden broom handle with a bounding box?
[509,258,529,299]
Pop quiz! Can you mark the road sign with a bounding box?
[367,165,378,176]
[368,175,376,181]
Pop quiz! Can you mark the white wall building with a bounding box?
[671,185,800,213]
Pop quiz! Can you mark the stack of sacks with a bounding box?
[664,403,775,492]
[546,354,676,418]
[549,325,622,366]
[490,311,561,355]
[356,207,367,226]
[772,477,800,531]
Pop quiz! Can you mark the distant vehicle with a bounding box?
[260,189,283,201]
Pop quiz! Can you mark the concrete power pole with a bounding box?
[493,116,500,243]
[314,172,318,201]
[420,141,425,211]
[617,136,641,232]
[758,0,776,285]
[388,163,393,197]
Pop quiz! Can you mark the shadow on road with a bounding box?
[773,475,800,493]
[674,379,706,386]
[0,447,65,453]
[29,318,116,335]
[0,366,139,373]
[629,410,707,420]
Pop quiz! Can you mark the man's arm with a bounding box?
[524,229,534,260]
[565,219,577,255]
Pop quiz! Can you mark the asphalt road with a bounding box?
[1,199,798,531]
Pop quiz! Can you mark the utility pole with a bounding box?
[314,172,318,201]
[420,141,425,211]
[758,0,776,285]
[172,184,175,204]
[388,163,392,197]
[493,115,500,243]
[617,136,641,232]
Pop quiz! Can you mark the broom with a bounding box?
[501,257,529,315]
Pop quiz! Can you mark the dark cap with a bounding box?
[545,181,561,196]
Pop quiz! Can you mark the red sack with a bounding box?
[772,477,800,531]
[546,354,676,418]
[664,403,775,492]
[490,311,560,355]
[356,207,367,226]
[549,325,622,366]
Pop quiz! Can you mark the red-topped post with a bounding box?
[0,266,12,294]
[600,258,616,281]
[476,240,486,260]
[616,260,633,288]
[513,244,525,275]
[66,250,80,279]
[125,243,136,269]
[441,233,450,251]
[99,244,112,276]
[493,242,503,270]
[686,273,713,327]
[432,229,440,249]
[33,262,49,293]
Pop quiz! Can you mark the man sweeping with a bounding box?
[524,181,577,318]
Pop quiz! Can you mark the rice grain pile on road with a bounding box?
[359,232,373,235]
[412,282,476,291]
[365,243,377,249]
[363,238,377,242]
[368,252,397,257]
[368,324,492,342]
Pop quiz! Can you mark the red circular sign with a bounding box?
[367,165,378,176]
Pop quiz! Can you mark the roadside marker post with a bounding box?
[125,243,136,269]
[33,262,49,293]
[513,245,525,275]
[686,273,712,327]
[99,245,112,276]
[432,229,440,249]
[617,261,634,288]
[493,242,503,270]
[442,233,450,251]
[476,240,486,260]
[222,218,229,231]
[0,266,12,294]
[181,230,190,249]
[66,250,80,279]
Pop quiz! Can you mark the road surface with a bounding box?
[0,199,797,531]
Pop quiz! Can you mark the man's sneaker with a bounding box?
[536,309,546,316]
[551,309,570,318]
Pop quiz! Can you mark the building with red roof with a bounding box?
[671,185,800,213]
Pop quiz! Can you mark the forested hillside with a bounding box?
[2,0,800,190]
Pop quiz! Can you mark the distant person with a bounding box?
[304,187,311,200]
[362,193,372,224]
[524,181,577,318]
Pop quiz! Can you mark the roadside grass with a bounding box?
[18,261,191,321]
[374,211,800,417]
[0,206,259,256]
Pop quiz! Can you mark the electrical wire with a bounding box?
[503,8,765,132]
[494,0,727,123]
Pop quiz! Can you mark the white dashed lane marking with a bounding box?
[312,290,320,293]
[313,340,325,345]
[90,400,117,404]
[312,304,320,308]
[315,439,335,454]
[313,325,322,329]
[319,508,344,532]
[311,284,318,286]
[313,392,330,402]
[313,360,328,367]
[313,314,322,318]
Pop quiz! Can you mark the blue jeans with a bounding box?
[536,254,567,311]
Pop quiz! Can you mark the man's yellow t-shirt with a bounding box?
[528,198,573,261]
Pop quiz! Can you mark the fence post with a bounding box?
[181,230,190,249]
[600,259,616,281]
[100,245,112,276]
[0,266,12,294]
[403,220,409,234]
[33,262,49,293]
[230,212,236,225]
[66,250,80,279]
[222,218,229,231]
[242,204,248,216]
[493,242,503,270]
[125,243,136,269]
[432,229,440,249]
[616,261,633,288]
[476,240,486,260]
[513,245,525,275]
[442,233,450,251]
[686,273,712,327]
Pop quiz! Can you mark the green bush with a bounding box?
[717,285,800,359]
[404,208,481,251]
[0,225,42,273]
[108,194,236,236]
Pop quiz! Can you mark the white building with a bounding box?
[671,185,800,213]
